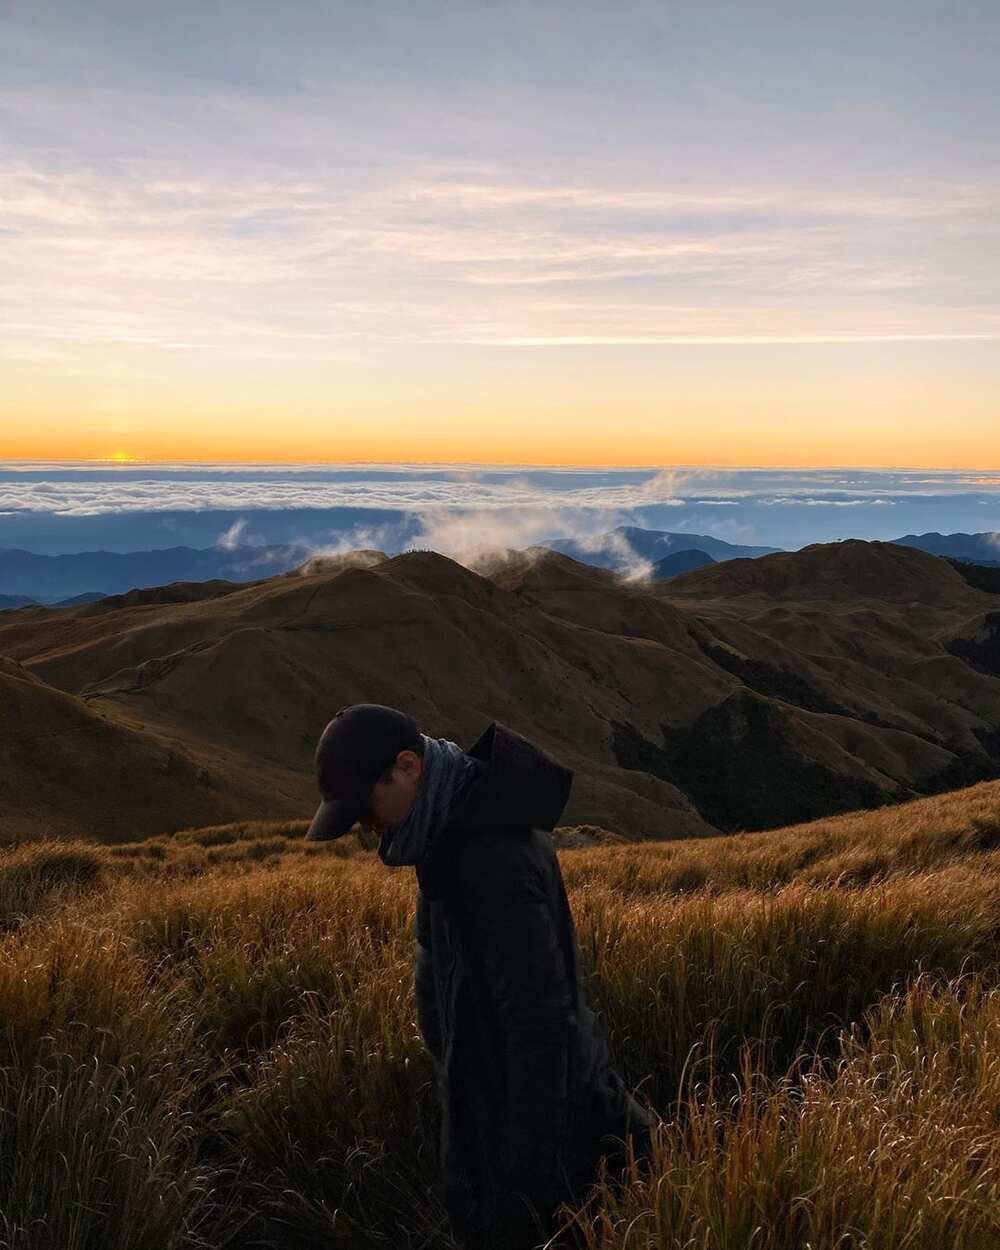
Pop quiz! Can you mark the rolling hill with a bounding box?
[2,540,999,842]
[0,654,268,839]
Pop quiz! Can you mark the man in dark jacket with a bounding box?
[306,703,655,1250]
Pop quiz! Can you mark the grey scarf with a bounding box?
[377,733,480,867]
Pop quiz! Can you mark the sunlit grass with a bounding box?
[0,780,999,1247]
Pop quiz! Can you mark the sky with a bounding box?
[2,1,999,467]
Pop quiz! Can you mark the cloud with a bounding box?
[216,517,248,550]
[409,505,566,560]
[548,522,659,581]
[633,466,702,501]
[294,519,402,565]
[4,462,1000,558]
[455,333,1000,346]
[404,180,993,222]
[0,463,689,515]
[3,154,999,370]
[758,497,897,507]
[0,465,995,520]
[407,503,658,581]
[3,0,999,413]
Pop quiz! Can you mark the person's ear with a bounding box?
[398,748,422,780]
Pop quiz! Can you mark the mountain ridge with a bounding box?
[892,530,1000,564]
[3,539,999,842]
[6,527,1000,602]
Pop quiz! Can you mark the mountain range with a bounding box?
[0,529,756,602]
[542,525,780,570]
[2,539,999,843]
[892,531,1000,566]
[0,543,313,602]
[5,527,999,604]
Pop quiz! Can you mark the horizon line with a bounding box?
[3,458,1000,474]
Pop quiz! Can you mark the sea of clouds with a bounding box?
[1,462,999,558]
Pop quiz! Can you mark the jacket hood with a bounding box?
[414,721,573,900]
[449,721,574,833]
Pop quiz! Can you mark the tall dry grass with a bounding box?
[0,779,998,1247]
[566,976,1000,1249]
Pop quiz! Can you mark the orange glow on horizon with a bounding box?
[4,342,998,471]
[4,433,1000,472]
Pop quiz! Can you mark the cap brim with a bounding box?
[306,790,366,842]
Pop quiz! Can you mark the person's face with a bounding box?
[358,748,423,839]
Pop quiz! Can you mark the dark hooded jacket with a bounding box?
[410,722,654,1250]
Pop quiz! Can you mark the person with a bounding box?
[306,703,656,1250]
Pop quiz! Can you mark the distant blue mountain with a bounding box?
[893,531,1000,565]
[0,544,314,601]
[10,525,996,604]
[0,590,110,611]
[54,591,110,606]
[542,525,781,571]
[651,549,717,579]
[0,506,418,557]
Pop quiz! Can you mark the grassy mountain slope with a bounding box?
[0,778,998,1247]
[2,540,999,841]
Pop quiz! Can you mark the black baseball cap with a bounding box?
[306,703,424,841]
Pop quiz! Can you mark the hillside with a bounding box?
[0,777,998,1247]
[0,656,295,840]
[2,539,1000,841]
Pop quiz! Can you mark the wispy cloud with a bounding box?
[450,333,1000,346]
[215,518,249,550]
[759,496,897,507]
[2,1,999,471]
[403,180,993,221]
[3,156,999,366]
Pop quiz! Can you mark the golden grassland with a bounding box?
[1,780,1000,1248]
